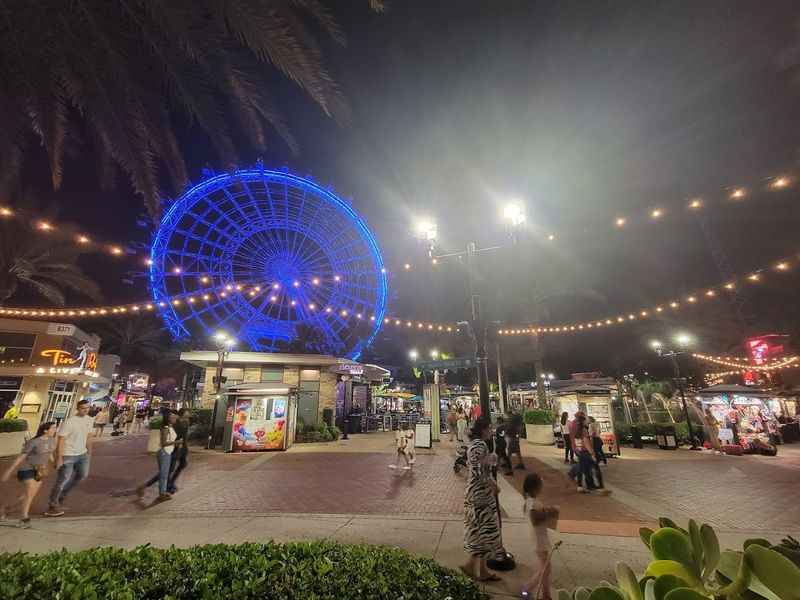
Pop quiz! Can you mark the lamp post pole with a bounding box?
[207,334,235,450]
[466,242,491,418]
[668,352,697,449]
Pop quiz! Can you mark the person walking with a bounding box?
[45,400,95,517]
[506,414,525,470]
[456,407,468,443]
[446,404,458,442]
[521,473,558,600]
[560,412,574,464]
[587,416,607,465]
[1,421,57,527]
[134,407,147,433]
[93,405,109,438]
[167,408,191,493]
[704,408,722,452]
[460,417,502,582]
[137,411,179,501]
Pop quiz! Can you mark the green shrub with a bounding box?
[523,409,553,425]
[322,407,334,425]
[0,541,488,600]
[558,517,800,600]
[187,408,213,443]
[0,418,28,433]
[296,424,340,443]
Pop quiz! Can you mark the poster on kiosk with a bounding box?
[223,384,297,452]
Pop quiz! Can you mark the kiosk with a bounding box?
[222,383,297,452]
[553,382,619,455]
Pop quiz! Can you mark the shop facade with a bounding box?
[0,318,111,433]
[180,351,390,431]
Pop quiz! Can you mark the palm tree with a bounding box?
[0,1,384,220]
[95,316,168,371]
[0,223,101,305]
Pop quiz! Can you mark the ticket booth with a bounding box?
[222,383,297,452]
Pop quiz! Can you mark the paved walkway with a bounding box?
[2,432,798,598]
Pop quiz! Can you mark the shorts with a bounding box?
[17,469,36,482]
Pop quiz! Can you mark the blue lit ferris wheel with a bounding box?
[149,168,388,359]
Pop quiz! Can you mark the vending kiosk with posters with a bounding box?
[222,383,297,452]
[553,382,619,456]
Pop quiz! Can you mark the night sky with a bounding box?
[15,0,800,382]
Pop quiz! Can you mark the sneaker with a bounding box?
[135,486,145,499]
[44,507,65,517]
[156,494,173,502]
[18,518,31,529]
[388,464,397,469]
[576,486,587,493]
[403,466,412,470]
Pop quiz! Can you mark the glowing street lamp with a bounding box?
[413,219,437,242]
[208,332,237,449]
[648,333,698,449]
[502,202,526,227]
[409,349,419,361]
[430,349,440,360]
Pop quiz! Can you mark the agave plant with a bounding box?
[557,517,800,600]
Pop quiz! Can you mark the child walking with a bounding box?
[521,473,558,600]
[389,422,415,470]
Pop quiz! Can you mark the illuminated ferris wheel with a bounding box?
[149,168,387,359]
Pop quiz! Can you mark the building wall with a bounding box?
[198,363,339,421]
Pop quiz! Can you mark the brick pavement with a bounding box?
[525,444,800,534]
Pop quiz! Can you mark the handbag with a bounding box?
[33,463,48,481]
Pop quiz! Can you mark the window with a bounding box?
[0,332,36,365]
[300,369,320,381]
[260,367,283,382]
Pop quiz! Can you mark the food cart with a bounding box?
[697,384,776,449]
[221,383,297,452]
[552,382,619,455]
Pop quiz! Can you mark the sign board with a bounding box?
[127,372,150,391]
[415,357,474,371]
[415,422,432,448]
[53,399,72,419]
[40,344,97,370]
[46,323,76,336]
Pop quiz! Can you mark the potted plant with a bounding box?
[147,416,163,453]
[0,417,29,457]
[523,409,554,445]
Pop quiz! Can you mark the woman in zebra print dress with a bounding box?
[460,417,502,582]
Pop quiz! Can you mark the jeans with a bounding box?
[49,453,90,507]
[168,446,188,492]
[576,450,598,489]
[144,450,173,495]
[592,436,607,464]
[563,434,574,462]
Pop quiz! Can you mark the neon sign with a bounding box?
[40,347,97,370]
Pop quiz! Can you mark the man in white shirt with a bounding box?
[45,399,94,517]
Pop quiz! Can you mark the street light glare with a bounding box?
[413,219,437,241]
[430,349,439,359]
[502,202,526,227]
[650,340,663,350]
[214,331,228,342]
[674,332,693,347]
[408,349,419,361]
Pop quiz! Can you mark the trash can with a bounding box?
[630,425,644,449]
[655,424,678,450]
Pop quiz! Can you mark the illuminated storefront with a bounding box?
[0,318,112,430]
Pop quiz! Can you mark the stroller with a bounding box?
[453,441,468,473]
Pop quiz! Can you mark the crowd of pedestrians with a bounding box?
[1,401,192,526]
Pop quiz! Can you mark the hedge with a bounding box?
[523,409,554,425]
[296,423,340,443]
[0,541,488,600]
[0,418,28,433]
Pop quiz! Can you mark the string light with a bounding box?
[730,188,746,200]
[771,176,790,189]
[76,235,90,244]
[693,353,799,371]
[688,198,703,209]
[0,207,12,216]
[38,221,52,231]
[496,251,799,336]
[615,217,626,227]
[650,209,663,219]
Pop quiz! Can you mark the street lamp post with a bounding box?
[207,332,235,450]
[413,205,525,419]
[650,335,699,450]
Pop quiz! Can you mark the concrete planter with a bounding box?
[147,430,161,453]
[525,423,554,445]
[0,430,29,457]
